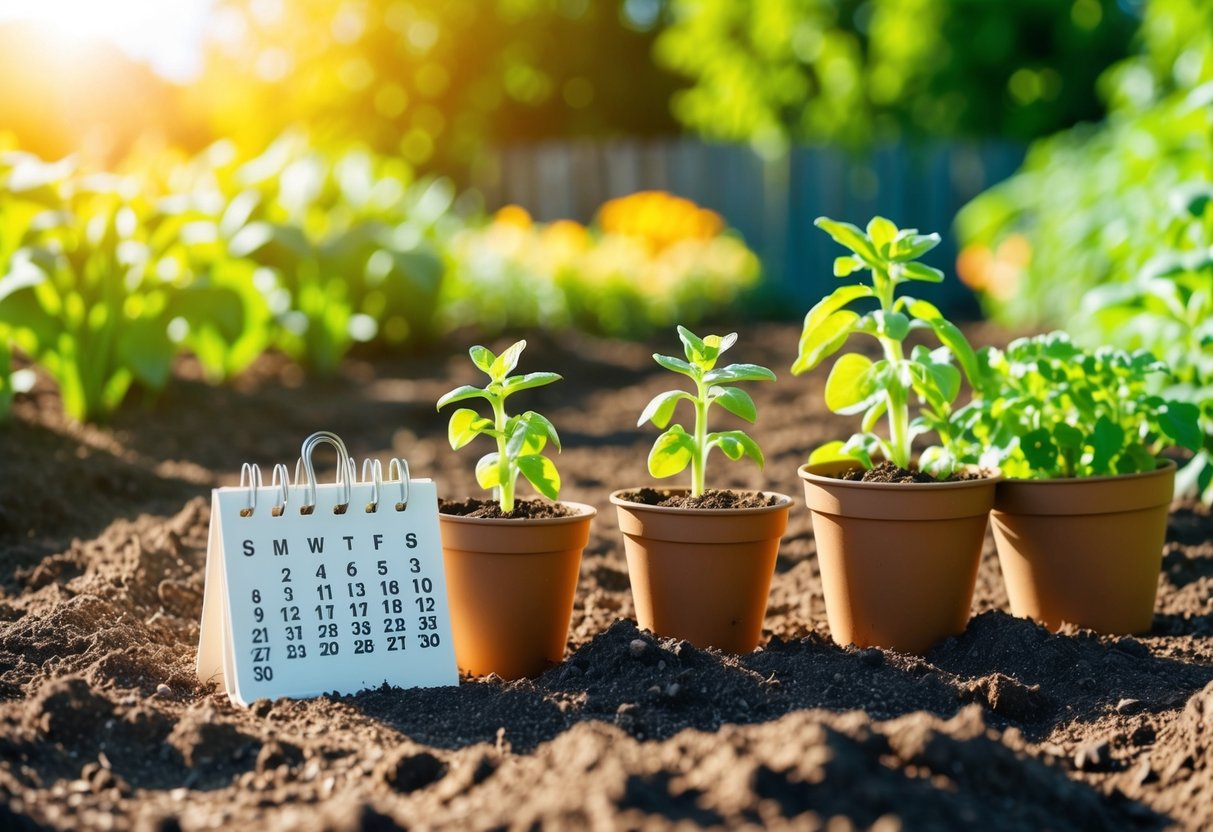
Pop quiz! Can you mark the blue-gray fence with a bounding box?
[474,138,1026,316]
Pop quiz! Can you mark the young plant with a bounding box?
[792,216,979,476]
[436,340,562,513]
[639,326,774,496]
[958,332,1202,479]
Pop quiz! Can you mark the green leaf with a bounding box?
[1089,416,1124,473]
[808,438,870,468]
[708,430,764,468]
[707,332,738,356]
[1159,401,1203,451]
[475,453,502,490]
[677,325,707,364]
[448,407,493,450]
[1020,429,1058,474]
[503,372,561,394]
[833,256,863,277]
[792,309,860,374]
[814,217,878,263]
[866,216,898,252]
[825,353,878,414]
[117,318,175,390]
[469,345,494,374]
[518,454,560,500]
[878,311,910,341]
[891,232,941,261]
[490,340,526,381]
[704,363,776,385]
[908,300,980,386]
[653,353,697,378]
[647,425,695,478]
[800,285,874,336]
[519,410,561,452]
[708,386,757,422]
[901,262,944,283]
[638,390,691,428]
[437,384,488,410]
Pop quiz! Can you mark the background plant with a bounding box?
[957,0,1213,327]
[436,341,562,513]
[0,156,187,422]
[956,332,1202,479]
[639,326,774,497]
[793,216,977,475]
[1077,189,1213,498]
[446,195,761,338]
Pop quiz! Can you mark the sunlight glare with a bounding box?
[0,0,212,81]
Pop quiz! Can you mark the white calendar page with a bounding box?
[197,479,457,706]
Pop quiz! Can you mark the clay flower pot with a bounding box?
[991,459,1176,634]
[609,489,792,653]
[438,503,596,679]
[798,460,1000,654]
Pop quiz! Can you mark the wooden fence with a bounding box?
[472,138,1026,315]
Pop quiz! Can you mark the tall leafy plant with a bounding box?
[793,216,978,475]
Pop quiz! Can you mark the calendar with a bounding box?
[196,431,458,706]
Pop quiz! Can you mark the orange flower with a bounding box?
[494,204,533,229]
[956,235,1030,301]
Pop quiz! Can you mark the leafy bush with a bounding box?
[163,134,450,375]
[957,333,1201,479]
[445,193,761,337]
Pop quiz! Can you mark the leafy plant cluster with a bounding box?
[957,333,1202,479]
[445,197,761,339]
[0,136,452,421]
[793,216,976,476]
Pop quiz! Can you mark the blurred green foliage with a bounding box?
[957,0,1213,500]
[194,0,684,175]
[656,0,1137,153]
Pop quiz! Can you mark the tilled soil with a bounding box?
[2,322,1212,831]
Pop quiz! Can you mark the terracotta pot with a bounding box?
[610,489,792,653]
[798,461,1000,654]
[991,460,1176,634]
[438,502,596,679]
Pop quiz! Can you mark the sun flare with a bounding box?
[0,0,211,80]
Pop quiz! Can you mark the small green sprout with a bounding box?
[639,326,775,497]
[436,340,562,513]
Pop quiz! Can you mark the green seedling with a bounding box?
[640,326,774,496]
[437,340,562,513]
[958,332,1202,479]
[793,216,979,476]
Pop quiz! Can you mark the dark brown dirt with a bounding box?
[438,498,576,519]
[615,488,782,509]
[2,322,1212,830]
[838,461,989,484]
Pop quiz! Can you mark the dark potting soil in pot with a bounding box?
[3,324,1213,830]
[438,498,576,519]
[838,460,988,484]
[616,487,781,509]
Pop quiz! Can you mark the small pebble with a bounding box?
[155,684,172,698]
[1115,698,1144,715]
[858,648,884,668]
[666,683,681,698]
[1074,740,1113,772]
[1131,757,1157,786]
[629,639,647,657]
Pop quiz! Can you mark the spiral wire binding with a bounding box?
[361,458,383,512]
[239,463,263,517]
[238,431,412,518]
[270,463,290,516]
[389,458,410,511]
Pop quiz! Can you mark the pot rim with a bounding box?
[798,461,1002,490]
[996,457,1177,486]
[437,500,597,527]
[609,487,793,515]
